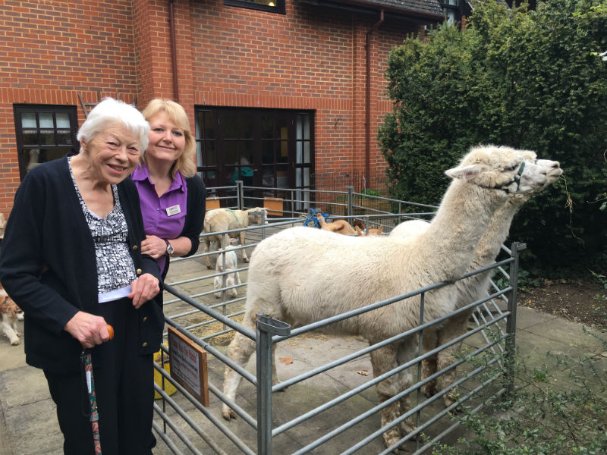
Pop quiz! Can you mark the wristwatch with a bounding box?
[164,240,174,256]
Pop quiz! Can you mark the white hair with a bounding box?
[76,98,149,152]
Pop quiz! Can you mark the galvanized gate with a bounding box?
[150,185,522,454]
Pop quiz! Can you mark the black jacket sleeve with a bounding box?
[0,167,80,334]
[181,175,206,257]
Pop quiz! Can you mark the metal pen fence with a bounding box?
[150,183,521,454]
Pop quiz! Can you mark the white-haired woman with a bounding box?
[0,98,162,454]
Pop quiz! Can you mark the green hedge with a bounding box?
[379,0,607,268]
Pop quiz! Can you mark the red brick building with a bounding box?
[0,0,445,215]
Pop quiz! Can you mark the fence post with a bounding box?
[256,315,291,455]
[237,180,244,209]
[505,242,525,399]
[347,186,354,217]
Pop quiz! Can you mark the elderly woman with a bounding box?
[0,98,162,454]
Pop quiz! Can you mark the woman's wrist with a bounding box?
[164,239,174,256]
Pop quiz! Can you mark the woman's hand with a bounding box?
[64,311,112,348]
[140,235,166,259]
[129,273,160,309]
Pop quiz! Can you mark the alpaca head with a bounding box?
[246,207,267,225]
[445,145,562,197]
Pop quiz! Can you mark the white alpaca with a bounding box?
[203,208,267,268]
[390,157,562,405]
[222,145,559,448]
[214,246,241,299]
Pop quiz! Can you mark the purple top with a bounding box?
[132,164,187,274]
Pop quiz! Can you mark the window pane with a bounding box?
[200,111,215,139]
[279,140,288,163]
[223,140,240,164]
[39,113,53,128]
[56,129,73,145]
[261,115,273,139]
[276,168,288,188]
[296,141,302,163]
[304,142,310,163]
[22,130,38,145]
[223,111,253,139]
[262,168,274,187]
[45,147,71,162]
[40,131,55,145]
[262,140,274,164]
[296,117,302,141]
[21,113,36,128]
[202,140,216,166]
[56,113,70,129]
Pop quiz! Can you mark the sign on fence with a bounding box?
[167,326,210,406]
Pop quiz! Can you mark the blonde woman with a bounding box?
[132,99,205,276]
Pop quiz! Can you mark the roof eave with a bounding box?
[299,0,444,22]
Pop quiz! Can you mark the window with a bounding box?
[224,0,285,14]
[196,107,314,203]
[14,105,78,180]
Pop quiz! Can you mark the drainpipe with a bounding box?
[365,9,384,189]
[169,0,179,101]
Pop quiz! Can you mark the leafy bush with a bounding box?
[379,0,607,268]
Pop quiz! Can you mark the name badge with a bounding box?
[166,204,181,216]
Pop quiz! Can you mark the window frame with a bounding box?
[195,106,314,197]
[224,0,285,14]
[13,104,79,180]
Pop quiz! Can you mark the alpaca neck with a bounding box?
[419,180,503,280]
[471,200,523,268]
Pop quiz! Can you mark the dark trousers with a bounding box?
[44,297,155,455]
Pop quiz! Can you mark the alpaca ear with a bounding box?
[445,164,483,181]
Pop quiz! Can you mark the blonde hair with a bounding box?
[142,98,197,178]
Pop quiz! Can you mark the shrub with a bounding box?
[379,0,607,268]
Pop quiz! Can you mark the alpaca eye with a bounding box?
[504,164,518,172]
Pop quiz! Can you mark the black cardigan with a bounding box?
[0,158,164,373]
[179,175,206,258]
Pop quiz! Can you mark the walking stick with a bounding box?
[81,324,114,455]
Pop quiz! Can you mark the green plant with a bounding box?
[433,337,607,454]
[379,0,607,269]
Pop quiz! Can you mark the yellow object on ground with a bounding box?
[153,349,177,399]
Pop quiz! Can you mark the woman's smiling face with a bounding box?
[146,111,186,164]
[81,123,141,185]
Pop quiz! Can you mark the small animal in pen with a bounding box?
[214,246,242,299]
[1,288,21,346]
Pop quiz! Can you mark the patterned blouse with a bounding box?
[69,158,137,295]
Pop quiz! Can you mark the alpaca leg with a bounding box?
[370,344,414,448]
[1,315,20,345]
[203,237,213,269]
[239,232,249,263]
[222,328,257,420]
[435,312,471,407]
[420,331,438,397]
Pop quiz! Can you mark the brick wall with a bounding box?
[0,0,433,214]
[0,0,140,214]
